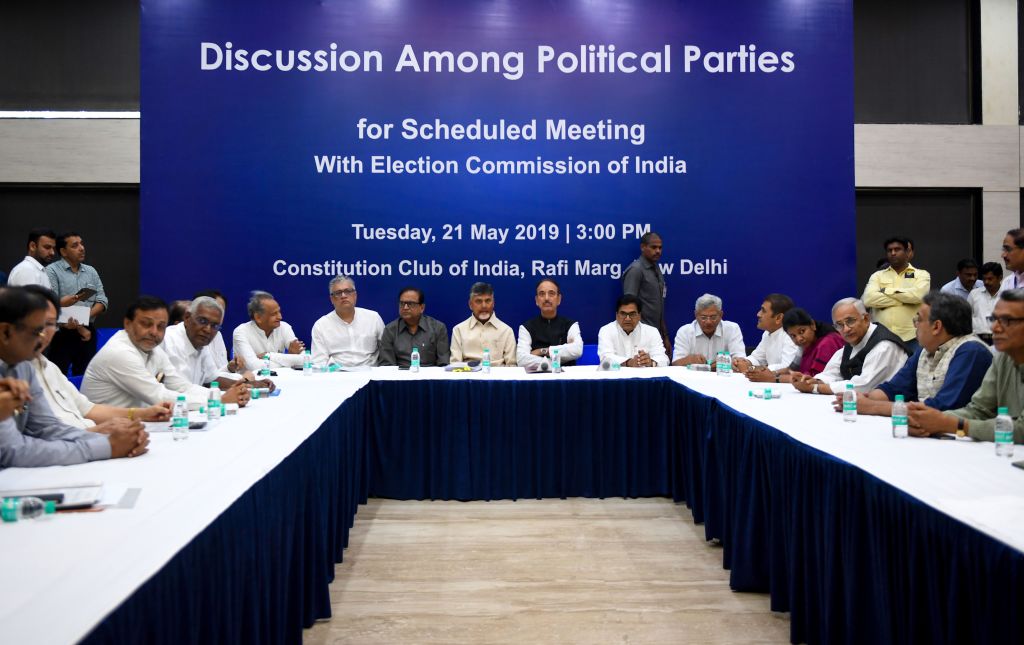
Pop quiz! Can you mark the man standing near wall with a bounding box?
[8,229,56,288]
[623,232,670,353]
[45,232,107,375]
[862,236,930,354]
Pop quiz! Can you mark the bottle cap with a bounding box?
[44,500,57,514]
[846,384,854,390]
[894,394,904,402]
[210,381,219,388]
[998,406,1009,415]
[177,395,186,401]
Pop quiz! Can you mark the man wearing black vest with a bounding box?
[792,297,910,396]
[517,279,583,369]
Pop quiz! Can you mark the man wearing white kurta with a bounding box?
[83,296,209,408]
[311,276,384,367]
[671,293,746,367]
[7,229,56,288]
[597,294,669,367]
[793,298,910,395]
[232,290,305,369]
[734,294,800,381]
[162,298,259,409]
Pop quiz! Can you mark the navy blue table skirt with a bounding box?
[81,378,1022,645]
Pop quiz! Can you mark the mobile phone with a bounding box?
[1012,460,1024,471]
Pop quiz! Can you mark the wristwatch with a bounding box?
[956,417,967,438]
[540,348,549,357]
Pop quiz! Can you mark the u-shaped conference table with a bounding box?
[0,367,1020,645]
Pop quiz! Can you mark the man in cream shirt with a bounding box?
[82,296,210,408]
[597,295,669,367]
[450,282,517,366]
[232,290,305,369]
[311,275,384,367]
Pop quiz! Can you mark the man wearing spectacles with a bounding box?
[792,297,910,396]
[597,294,668,367]
[830,292,990,416]
[999,228,1024,292]
[311,275,384,368]
[670,293,745,368]
[907,288,1024,443]
[161,296,263,405]
[83,296,216,411]
[378,286,449,368]
[0,287,148,467]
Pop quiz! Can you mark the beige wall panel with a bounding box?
[0,119,139,183]
[982,190,1020,261]
[855,124,1018,190]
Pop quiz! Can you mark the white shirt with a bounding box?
[7,256,51,288]
[211,331,229,368]
[161,323,226,386]
[232,320,303,369]
[82,330,208,408]
[672,320,746,363]
[1001,272,1024,292]
[816,323,908,393]
[33,356,96,429]
[597,321,669,367]
[516,322,584,368]
[969,288,1001,335]
[311,307,384,367]
[747,327,800,371]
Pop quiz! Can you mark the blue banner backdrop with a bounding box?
[141,0,853,349]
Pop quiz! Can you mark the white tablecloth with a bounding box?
[0,366,1020,644]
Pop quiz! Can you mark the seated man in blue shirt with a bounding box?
[832,291,991,416]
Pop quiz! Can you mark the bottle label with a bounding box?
[892,415,908,426]
[995,427,1013,443]
[843,401,856,413]
[173,417,188,428]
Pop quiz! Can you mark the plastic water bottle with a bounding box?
[720,352,732,376]
[302,349,312,375]
[410,346,420,372]
[995,407,1015,457]
[172,395,189,441]
[482,348,491,373]
[260,355,271,377]
[611,357,621,371]
[1,497,56,522]
[891,394,908,438]
[207,382,222,421]
[842,384,857,423]
[551,348,561,373]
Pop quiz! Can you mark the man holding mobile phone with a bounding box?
[45,232,108,374]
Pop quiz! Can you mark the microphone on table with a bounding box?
[524,358,552,374]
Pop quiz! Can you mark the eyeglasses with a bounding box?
[911,314,930,327]
[194,316,222,331]
[696,314,721,323]
[331,288,356,298]
[986,315,1024,327]
[617,311,640,319]
[16,323,46,338]
[398,301,422,309]
[832,317,861,330]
